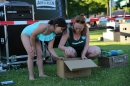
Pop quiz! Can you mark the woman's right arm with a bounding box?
[58,29,69,51]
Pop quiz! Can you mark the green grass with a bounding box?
[0,30,130,86]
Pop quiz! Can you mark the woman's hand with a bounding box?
[31,47,36,56]
[81,54,87,60]
[64,47,73,55]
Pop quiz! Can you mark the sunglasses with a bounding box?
[74,26,84,31]
[75,20,85,24]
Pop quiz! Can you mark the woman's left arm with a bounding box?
[48,37,63,60]
[82,27,90,59]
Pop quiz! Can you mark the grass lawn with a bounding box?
[0,30,130,86]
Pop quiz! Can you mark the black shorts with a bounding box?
[76,50,82,57]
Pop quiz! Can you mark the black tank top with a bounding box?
[66,27,86,53]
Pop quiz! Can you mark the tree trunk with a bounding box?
[86,4,89,18]
[107,0,109,16]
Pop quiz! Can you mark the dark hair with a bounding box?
[72,14,87,36]
[48,17,67,35]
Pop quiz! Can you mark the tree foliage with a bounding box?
[115,0,130,12]
[66,0,130,18]
[93,0,109,8]
[67,0,107,18]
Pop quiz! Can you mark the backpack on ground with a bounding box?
[42,43,56,64]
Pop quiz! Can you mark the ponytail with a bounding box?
[48,19,54,25]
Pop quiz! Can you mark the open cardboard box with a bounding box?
[57,58,98,78]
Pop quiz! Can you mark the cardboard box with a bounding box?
[98,54,128,68]
[119,23,130,43]
[103,31,120,42]
[57,58,98,78]
[120,32,130,43]
[120,23,130,33]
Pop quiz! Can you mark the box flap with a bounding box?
[64,59,98,71]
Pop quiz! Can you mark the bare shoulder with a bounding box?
[32,23,47,35]
[36,23,47,32]
[38,23,47,29]
[86,27,90,36]
[62,28,70,38]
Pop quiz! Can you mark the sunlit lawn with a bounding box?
[0,30,130,86]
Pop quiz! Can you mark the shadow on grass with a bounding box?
[90,40,103,42]
[90,30,105,35]
[96,44,130,53]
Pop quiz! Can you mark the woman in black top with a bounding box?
[58,14,101,60]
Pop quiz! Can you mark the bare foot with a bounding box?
[39,75,48,78]
[29,77,35,80]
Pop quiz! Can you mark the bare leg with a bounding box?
[21,34,35,80]
[87,46,101,59]
[35,40,47,77]
[64,47,77,58]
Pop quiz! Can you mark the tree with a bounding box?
[93,0,109,8]
[93,0,110,15]
[115,0,124,9]
[67,0,107,18]
[115,0,130,13]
